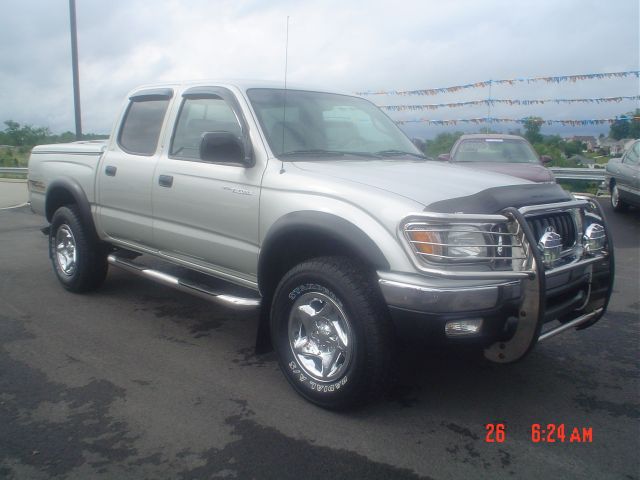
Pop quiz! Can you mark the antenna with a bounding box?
[280,15,289,174]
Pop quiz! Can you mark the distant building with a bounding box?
[597,137,633,156]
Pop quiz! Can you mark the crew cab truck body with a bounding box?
[28,81,614,408]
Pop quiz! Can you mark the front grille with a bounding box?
[527,212,576,250]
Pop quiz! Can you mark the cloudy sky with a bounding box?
[1,0,638,138]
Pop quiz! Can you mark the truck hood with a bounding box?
[452,161,555,183]
[291,159,531,206]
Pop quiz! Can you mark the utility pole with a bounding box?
[69,0,82,140]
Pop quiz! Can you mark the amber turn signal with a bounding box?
[407,230,443,256]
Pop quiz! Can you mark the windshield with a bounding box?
[452,138,540,164]
[246,88,422,158]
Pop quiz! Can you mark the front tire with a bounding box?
[49,205,108,292]
[270,257,392,409]
[610,183,628,212]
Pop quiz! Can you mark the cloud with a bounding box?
[0,0,637,137]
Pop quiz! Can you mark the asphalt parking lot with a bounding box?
[0,200,638,479]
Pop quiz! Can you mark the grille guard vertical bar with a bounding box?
[484,207,546,363]
[573,196,615,330]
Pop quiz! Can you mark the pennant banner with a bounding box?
[357,70,640,96]
[381,95,640,111]
[395,115,640,126]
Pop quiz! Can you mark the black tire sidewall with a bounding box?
[49,206,106,292]
[271,260,384,408]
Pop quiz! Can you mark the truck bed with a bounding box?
[28,140,108,216]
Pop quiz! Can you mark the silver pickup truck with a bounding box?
[28,81,614,408]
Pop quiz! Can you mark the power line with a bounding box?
[395,116,640,126]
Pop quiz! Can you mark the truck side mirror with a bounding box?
[200,131,246,164]
[437,153,451,161]
[540,155,553,164]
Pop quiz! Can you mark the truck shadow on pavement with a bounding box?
[99,266,639,421]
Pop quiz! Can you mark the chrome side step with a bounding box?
[107,254,261,310]
[538,308,603,341]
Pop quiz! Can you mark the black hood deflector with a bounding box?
[426,183,572,214]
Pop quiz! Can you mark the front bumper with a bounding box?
[379,197,614,363]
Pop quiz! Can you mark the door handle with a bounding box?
[105,165,117,176]
[158,175,174,188]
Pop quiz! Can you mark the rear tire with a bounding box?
[49,205,108,292]
[610,183,628,212]
[270,256,392,409]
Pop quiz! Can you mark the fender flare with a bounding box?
[258,210,390,289]
[45,177,97,237]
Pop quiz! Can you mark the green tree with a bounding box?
[1,120,50,146]
[562,140,585,157]
[609,109,640,140]
[424,131,464,158]
[522,117,543,144]
[630,109,640,138]
[610,117,630,140]
[411,138,426,152]
[532,142,562,166]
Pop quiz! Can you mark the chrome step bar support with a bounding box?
[107,254,261,310]
[538,308,603,341]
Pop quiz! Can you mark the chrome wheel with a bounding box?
[288,292,353,382]
[55,224,77,276]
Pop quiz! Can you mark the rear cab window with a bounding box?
[118,89,173,156]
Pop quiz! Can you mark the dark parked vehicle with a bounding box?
[438,134,555,183]
[605,139,640,212]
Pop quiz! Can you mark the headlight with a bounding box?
[405,225,488,262]
[447,227,487,258]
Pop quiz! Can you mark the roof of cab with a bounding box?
[127,79,355,97]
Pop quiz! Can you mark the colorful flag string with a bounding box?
[394,116,640,126]
[381,95,640,111]
[357,70,640,96]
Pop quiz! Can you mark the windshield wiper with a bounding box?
[375,149,427,159]
[280,149,344,157]
[279,149,379,158]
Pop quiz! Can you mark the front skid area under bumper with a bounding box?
[379,203,614,363]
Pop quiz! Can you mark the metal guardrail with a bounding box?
[550,167,605,181]
[0,167,28,175]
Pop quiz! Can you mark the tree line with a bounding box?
[0,120,108,167]
[0,120,107,148]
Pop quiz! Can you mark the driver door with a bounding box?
[152,86,264,283]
